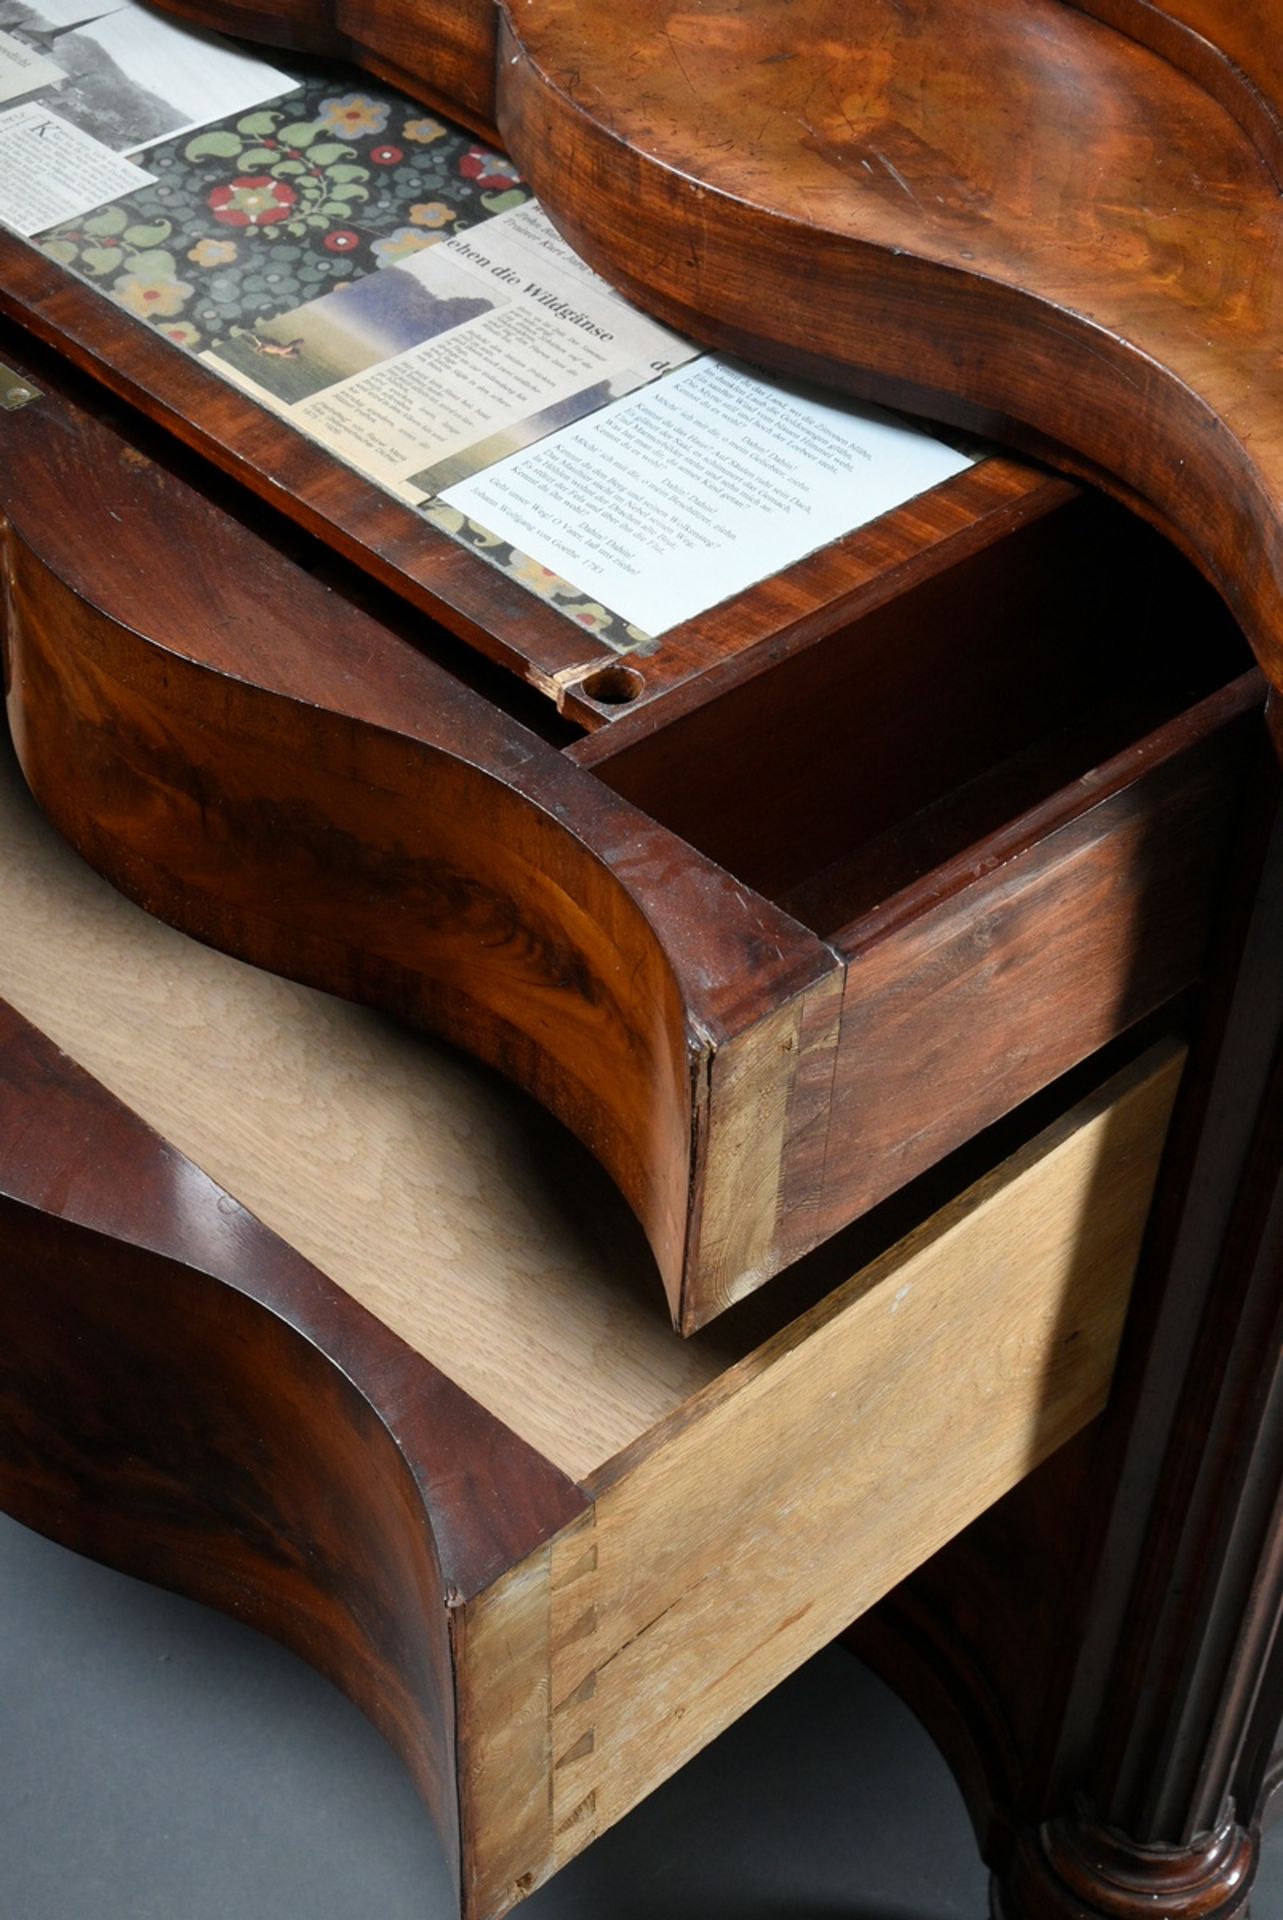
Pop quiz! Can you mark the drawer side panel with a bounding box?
[458,1045,1182,1911]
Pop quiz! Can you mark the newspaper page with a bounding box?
[0,29,65,103]
[0,98,153,234]
[440,356,976,636]
[204,200,699,503]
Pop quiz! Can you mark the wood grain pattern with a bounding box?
[154,0,500,137]
[0,329,855,1333]
[0,266,1064,732]
[989,767,1283,1919]
[0,962,1181,1915]
[130,0,1283,739]
[0,995,585,1912]
[524,1043,1184,1886]
[0,734,1188,1914]
[0,326,1256,1327]
[842,758,1283,1920]
[811,689,1256,1241]
[1068,1,1283,177]
[492,0,1283,711]
[0,732,725,1477]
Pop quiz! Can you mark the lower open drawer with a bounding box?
[0,733,1181,1917]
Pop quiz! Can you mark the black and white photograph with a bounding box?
[0,0,293,154]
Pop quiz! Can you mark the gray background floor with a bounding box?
[1,1507,1280,1920]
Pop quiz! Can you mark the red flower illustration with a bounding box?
[208,176,298,227]
[370,144,403,165]
[323,228,360,252]
[458,146,521,188]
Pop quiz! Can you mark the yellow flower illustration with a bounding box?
[403,116,446,143]
[372,226,441,263]
[317,92,389,138]
[408,201,455,229]
[113,268,193,319]
[569,602,615,632]
[187,236,238,266]
[509,554,568,597]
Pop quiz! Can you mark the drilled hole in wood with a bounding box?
[578,664,645,705]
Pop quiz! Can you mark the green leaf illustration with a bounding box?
[122,220,172,246]
[238,148,278,168]
[237,109,280,136]
[185,129,245,160]
[81,245,122,273]
[306,142,353,164]
[277,121,320,148]
[326,163,368,183]
[84,205,128,235]
[324,182,368,202]
[125,248,178,276]
[481,189,526,213]
[270,159,307,175]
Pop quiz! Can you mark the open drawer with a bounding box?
[0,327,1259,1330]
[0,728,1183,1918]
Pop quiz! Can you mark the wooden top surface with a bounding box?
[495,0,1283,697]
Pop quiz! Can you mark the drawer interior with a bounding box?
[588,496,1257,934]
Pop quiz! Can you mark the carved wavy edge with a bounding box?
[133,0,1283,716]
[1066,0,1283,185]
[0,994,587,1915]
[490,0,1283,713]
[0,337,842,1331]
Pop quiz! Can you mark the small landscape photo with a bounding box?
[211,256,501,406]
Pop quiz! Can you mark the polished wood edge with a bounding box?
[492,6,1283,712]
[860,757,1283,1920]
[995,1812,1255,1918]
[0,994,587,1907]
[127,0,1283,721]
[137,0,504,138]
[566,463,1077,767]
[594,1038,1187,1492]
[0,267,607,701]
[839,672,1263,956]
[1066,0,1283,182]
